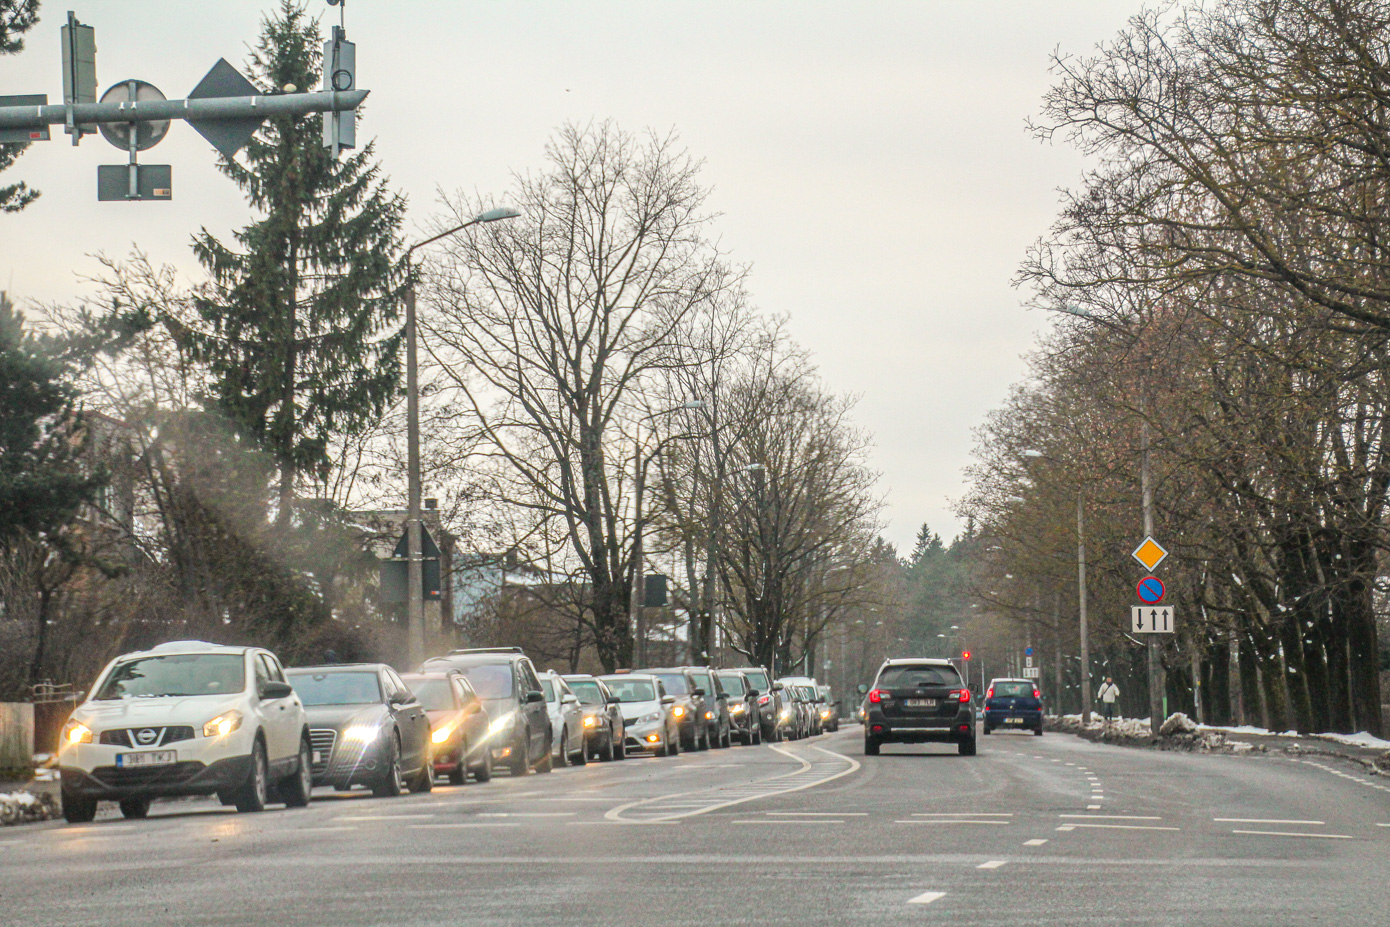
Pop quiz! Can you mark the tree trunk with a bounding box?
[1277,615,1314,734]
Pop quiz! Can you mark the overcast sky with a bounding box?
[1,1,1147,553]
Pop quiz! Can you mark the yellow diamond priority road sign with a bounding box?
[1132,536,1169,572]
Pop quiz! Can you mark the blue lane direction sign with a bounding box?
[1136,576,1165,604]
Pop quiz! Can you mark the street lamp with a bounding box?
[630,400,706,666]
[402,206,520,668]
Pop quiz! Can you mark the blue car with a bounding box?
[982,678,1043,736]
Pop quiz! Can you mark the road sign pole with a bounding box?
[1078,490,1091,724]
[1141,413,1163,733]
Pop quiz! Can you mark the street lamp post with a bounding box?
[402,207,519,669]
[630,400,706,666]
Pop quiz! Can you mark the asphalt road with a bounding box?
[5,725,1389,926]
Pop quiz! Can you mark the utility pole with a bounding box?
[1141,414,1164,733]
[1078,490,1092,724]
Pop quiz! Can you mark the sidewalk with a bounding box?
[1045,711,1390,777]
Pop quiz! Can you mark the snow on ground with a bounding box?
[0,790,57,825]
[1311,731,1390,750]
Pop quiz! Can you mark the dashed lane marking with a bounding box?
[407,823,521,829]
[1023,839,1048,846]
[1231,829,1353,839]
[1214,818,1324,825]
[912,813,1013,817]
[732,819,843,824]
[977,860,1007,869]
[1058,823,1179,831]
[476,812,575,817]
[290,826,358,833]
[907,892,946,905]
[766,811,867,816]
[1087,805,1101,810]
[1060,814,1162,820]
[332,814,435,822]
[897,819,1010,825]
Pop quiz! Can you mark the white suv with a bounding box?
[58,640,312,822]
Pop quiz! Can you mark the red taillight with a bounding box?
[757,694,770,706]
[957,689,970,703]
[1033,689,1041,700]
[868,689,884,704]
[986,687,994,699]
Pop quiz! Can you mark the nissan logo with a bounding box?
[136,728,158,745]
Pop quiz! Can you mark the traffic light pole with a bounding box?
[0,88,368,132]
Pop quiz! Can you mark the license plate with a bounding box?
[116,750,176,768]
[905,699,936,708]
[1005,717,1023,724]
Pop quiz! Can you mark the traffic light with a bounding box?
[322,25,356,154]
[962,650,972,661]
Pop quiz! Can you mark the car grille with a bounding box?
[309,729,338,775]
[99,726,195,748]
[91,761,205,787]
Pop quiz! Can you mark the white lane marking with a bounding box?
[1061,823,1179,831]
[766,811,868,816]
[1023,839,1048,846]
[407,823,521,829]
[1060,814,1161,820]
[896,820,1009,825]
[1087,805,1102,810]
[332,814,436,822]
[1065,763,1075,766]
[1231,829,1353,839]
[977,860,1007,869]
[291,826,358,833]
[1056,825,1075,832]
[1378,824,1390,828]
[907,892,946,905]
[912,812,1013,817]
[565,820,677,826]
[733,819,843,824]
[476,812,575,818]
[1214,818,1324,825]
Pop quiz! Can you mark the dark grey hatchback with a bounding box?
[863,658,976,756]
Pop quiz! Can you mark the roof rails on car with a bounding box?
[444,647,525,656]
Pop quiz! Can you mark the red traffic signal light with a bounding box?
[962,650,972,660]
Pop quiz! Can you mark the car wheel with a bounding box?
[556,731,569,767]
[408,753,434,793]
[119,797,150,819]
[508,732,529,776]
[864,736,881,756]
[235,738,270,812]
[372,734,404,797]
[61,791,97,824]
[536,730,553,773]
[668,729,680,756]
[449,741,466,785]
[959,737,978,757]
[599,729,615,762]
[281,736,313,808]
[1034,726,1044,737]
[698,728,710,751]
[473,747,493,783]
[613,735,625,760]
[572,731,588,765]
[983,726,992,735]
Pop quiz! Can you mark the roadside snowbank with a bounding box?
[0,790,57,825]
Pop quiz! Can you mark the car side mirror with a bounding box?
[856,684,868,695]
[562,694,578,705]
[526,690,545,704]
[260,681,293,700]
[746,688,760,698]
[660,695,676,706]
[388,691,411,706]
[692,687,706,697]
[772,682,784,691]
[607,695,621,704]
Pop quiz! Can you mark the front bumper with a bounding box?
[623,722,666,754]
[61,754,254,800]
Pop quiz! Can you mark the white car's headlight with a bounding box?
[62,720,92,746]
[672,706,686,718]
[639,711,661,724]
[202,710,243,738]
[730,703,745,714]
[431,723,455,745]
[583,715,598,728]
[343,724,380,743]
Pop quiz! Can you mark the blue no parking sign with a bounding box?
[1136,576,1165,604]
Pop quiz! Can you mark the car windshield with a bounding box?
[878,665,961,688]
[690,671,713,694]
[993,681,1033,698]
[603,678,656,702]
[95,653,245,699]
[743,670,770,691]
[652,673,688,695]
[287,671,382,706]
[717,674,743,695]
[540,677,557,701]
[404,678,454,711]
[568,680,605,706]
[454,664,514,699]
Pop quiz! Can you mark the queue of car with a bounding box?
[53,639,850,824]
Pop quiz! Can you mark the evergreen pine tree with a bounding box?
[0,0,42,212]
[0,292,102,543]
[183,0,407,522]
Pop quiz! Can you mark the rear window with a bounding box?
[716,673,744,695]
[602,678,656,702]
[403,678,455,711]
[877,665,961,688]
[992,681,1034,698]
[742,670,770,691]
[568,680,605,706]
[652,673,689,695]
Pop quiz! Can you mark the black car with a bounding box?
[715,670,762,745]
[686,666,732,748]
[818,684,841,733]
[862,658,977,756]
[729,666,785,742]
[982,677,1044,736]
[562,673,626,761]
[419,648,552,776]
[642,667,711,751]
[285,664,434,796]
